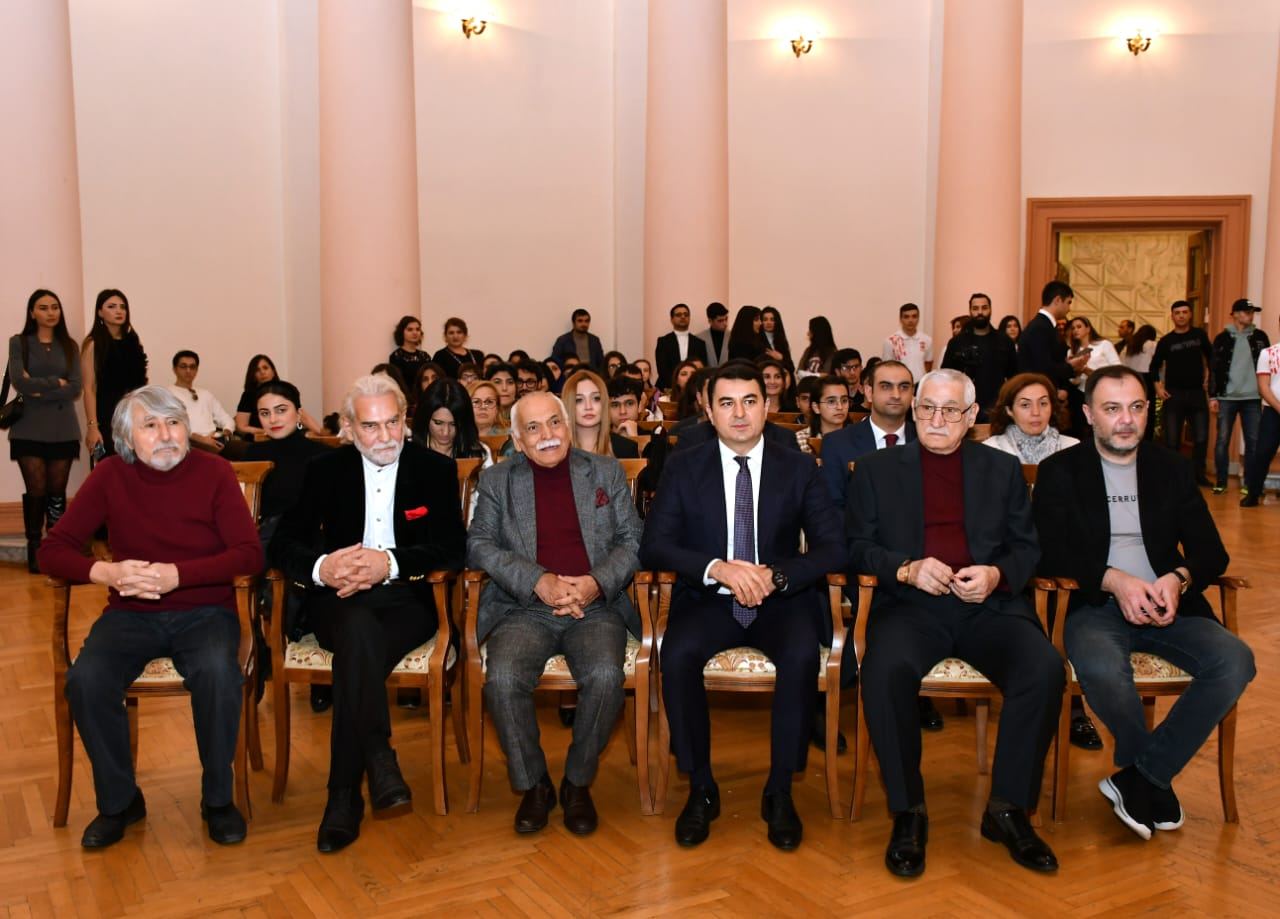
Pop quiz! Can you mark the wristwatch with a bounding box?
[897,559,912,584]
[769,565,788,593]
[1171,569,1189,595]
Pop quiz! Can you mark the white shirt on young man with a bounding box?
[882,330,933,380]
[167,385,234,436]
[868,418,908,451]
[674,330,691,361]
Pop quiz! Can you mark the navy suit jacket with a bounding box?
[820,418,916,509]
[641,436,845,637]
[1017,312,1073,388]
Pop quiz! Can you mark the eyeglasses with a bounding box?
[819,397,850,407]
[838,363,860,372]
[517,379,537,391]
[471,398,497,409]
[915,402,970,422]
[1097,401,1149,417]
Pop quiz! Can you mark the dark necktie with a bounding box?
[732,455,757,627]
[884,433,898,447]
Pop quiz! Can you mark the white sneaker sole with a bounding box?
[1153,808,1184,831]
[1099,777,1153,840]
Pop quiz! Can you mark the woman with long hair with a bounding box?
[235,354,323,436]
[562,369,624,457]
[797,375,850,453]
[760,306,792,366]
[413,379,489,461]
[662,359,699,405]
[997,315,1022,350]
[81,288,147,460]
[759,357,795,413]
[797,315,838,375]
[603,350,627,378]
[1068,316,1121,391]
[431,317,485,379]
[412,361,447,398]
[1122,324,1159,441]
[468,379,506,436]
[244,380,334,537]
[9,290,82,571]
[388,315,429,389]
[727,306,769,361]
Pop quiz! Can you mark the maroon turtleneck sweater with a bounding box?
[920,446,974,570]
[529,456,591,576]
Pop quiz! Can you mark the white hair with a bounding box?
[112,385,190,463]
[916,368,976,407]
[509,391,568,432]
[341,373,407,422]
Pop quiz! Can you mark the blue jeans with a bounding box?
[1245,405,1280,495]
[1213,398,1261,486]
[1064,600,1254,789]
[65,606,243,813]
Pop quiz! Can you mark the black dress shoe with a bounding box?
[1196,475,1214,488]
[515,774,557,833]
[81,788,147,849]
[761,790,803,851]
[559,777,598,836]
[1069,714,1104,750]
[980,807,1059,872]
[317,787,364,853]
[885,811,927,877]
[918,697,944,732]
[674,784,720,847]
[1098,765,1154,840]
[201,801,247,845]
[811,709,848,754]
[558,705,577,727]
[366,748,412,812]
[310,685,333,713]
[1240,493,1260,507]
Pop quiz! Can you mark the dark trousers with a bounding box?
[484,608,627,790]
[309,584,434,789]
[1244,405,1280,495]
[1163,388,1209,476]
[65,606,242,814]
[1065,600,1255,788]
[860,598,1064,813]
[1213,398,1261,486]
[661,596,819,781]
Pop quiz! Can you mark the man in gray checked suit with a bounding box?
[467,391,643,837]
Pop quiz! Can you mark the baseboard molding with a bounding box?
[0,502,22,537]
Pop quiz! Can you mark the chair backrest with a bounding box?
[666,434,679,448]
[480,434,510,460]
[306,433,343,447]
[231,461,274,523]
[767,412,805,425]
[1021,463,1037,493]
[847,411,869,426]
[968,423,992,442]
[638,420,664,434]
[770,420,805,433]
[625,434,651,453]
[808,435,822,459]
[658,402,679,421]
[617,458,648,499]
[456,457,484,526]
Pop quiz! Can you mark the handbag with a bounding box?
[0,337,26,430]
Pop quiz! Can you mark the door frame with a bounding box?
[1024,196,1251,331]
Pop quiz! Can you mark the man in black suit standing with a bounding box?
[848,368,1063,878]
[274,373,466,853]
[695,302,731,368]
[1034,365,1254,840]
[1019,281,1089,430]
[655,303,709,389]
[641,362,844,851]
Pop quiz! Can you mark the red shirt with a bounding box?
[920,447,974,570]
[39,450,263,613]
[530,456,591,576]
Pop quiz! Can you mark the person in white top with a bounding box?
[1243,318,1280,506]
[882,303,933,381]
[167,350,234,451]
[1119,325,1158,374]
[1067,317,1121,391]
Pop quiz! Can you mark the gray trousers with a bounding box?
[483,608,627,791]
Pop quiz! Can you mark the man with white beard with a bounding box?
[274,374,465,852]
[467,391,643,836]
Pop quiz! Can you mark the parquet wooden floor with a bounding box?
[1,492,1277,917]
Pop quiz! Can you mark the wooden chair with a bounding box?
[967,423,992,442]
[638,420,665,435]
[462,570,656,814]
[456,457,484,528]
[767,412,805,425]
[1048,575,1249,822]
[770,420,806,433]
[652,573,851,818]
[809,435,823,459]
[658,402,679,422]
[306,433,344,447]
[480,433,511,459]
[624,434,652,453]
[51,461,273,828]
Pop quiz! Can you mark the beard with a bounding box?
[356,436,405,467]
[143,443,188,471]
[968,315,991,331]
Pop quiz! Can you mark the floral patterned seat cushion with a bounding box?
[284,633,454,673]
[481,635,642,677]
[1071,652,1190,684]
[696,646,833,681]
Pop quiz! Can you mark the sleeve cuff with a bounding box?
[312,554,327,587]
[385,550,399,582]
[702,559,721,586]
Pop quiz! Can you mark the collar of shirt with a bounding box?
[869,418,907,449]
[1038,308,1057,325]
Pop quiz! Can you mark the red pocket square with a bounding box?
[404,505,428,520]
[595,488,610,507]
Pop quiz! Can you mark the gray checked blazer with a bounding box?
[467,448,643,641]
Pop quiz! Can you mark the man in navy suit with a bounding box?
[1018,281,1089,431]
[641,363,844,851]
[821,359,917,509]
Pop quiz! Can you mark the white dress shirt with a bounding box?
[869,418,908,451]
[675,329,690,361]
[311,455,401,585]
[168,384,234,436]
[702,437,764,592]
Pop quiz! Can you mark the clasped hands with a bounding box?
[905,558,1000,604]
[709,559,776,609]
[90,559,180,600]
[319,543,391,598]
[535,572,601,619]
[1102,568,1182,627]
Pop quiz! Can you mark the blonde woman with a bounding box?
[562,369,641,458]
[467,379,507,436]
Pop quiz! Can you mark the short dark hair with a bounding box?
[951,315,969,328]
[670,303,690,319]
[969,292,992,307]
[571,308,591,323]
[1041,280,1074,306]
[484,361,518,381]
[507,349,530,364]
[795,376,822,400]
[866,358,911,387]
[899,302,920,317]
[255,379,302,410]
[606,375,643,401]
[706,302,729,320]
[833,347,862,367]
[457,361,481,378]
[173,349,199,368]
[1170,299,1192,312]
[444,316,468,335]
[1085,364,1148,404]
[393,314,420,347]
[708,360,765,402]
[517,361,549,384]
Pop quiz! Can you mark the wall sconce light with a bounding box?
[461,17,487,39]
[1127,31,1153,55]
[791,36,814,58]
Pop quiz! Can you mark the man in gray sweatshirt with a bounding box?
[1209,299,1270,494]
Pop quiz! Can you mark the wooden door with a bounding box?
[1186,231,1210,328]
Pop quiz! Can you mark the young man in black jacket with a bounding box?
[1150,300,1213,485]
[1209,299,1270,494]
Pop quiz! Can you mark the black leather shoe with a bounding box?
[81,788,146,849]
[559,777,598,836]
[310,685,333,713]
[317,787,364,853]
[980,807,1059,872]
[1196,475,1214,488]
[1241,494,1260,508]
[761,790,803,851]
[885,811,927,877]
[201,801,247,845]
[515,774,557,833]
[918,697,944,731]
[366,748,412,812]
[674,784,720,847]
[811,709,848,754]
[1069,714,1104,750]
[1099,765,1154,839]
[558,705,576,727]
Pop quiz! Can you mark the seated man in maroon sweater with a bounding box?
[847,369,1064,878]
[467,391,643,836]
[39,385,263,849]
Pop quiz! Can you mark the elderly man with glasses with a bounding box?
[846,369,1064,878]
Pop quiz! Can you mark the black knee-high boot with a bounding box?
[46,494,66,533]
[22,494,46,574]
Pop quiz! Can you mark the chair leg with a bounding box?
[235,685,252,821]
[1142,696,1156,732]
[1219,704,1238,823]
[1052,688,1074,822]
[466,671,484,813]
[851,689,871,822]
[53,676,73,828]
[824,687,841,819]
[623,696,638,765]
[975,699,990,775]
[127,697,139,769]
[634,676,653,816]
[247,687,264,772]
[428,675,448,816]
[654,676,672,816]
[270,673,293,803]
[449,666,470,765]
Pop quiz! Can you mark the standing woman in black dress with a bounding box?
[81,289,147,462]
[430,317,485,379]
[727,305,770,361]
[388,315,430,388]
[10,290,83,571]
